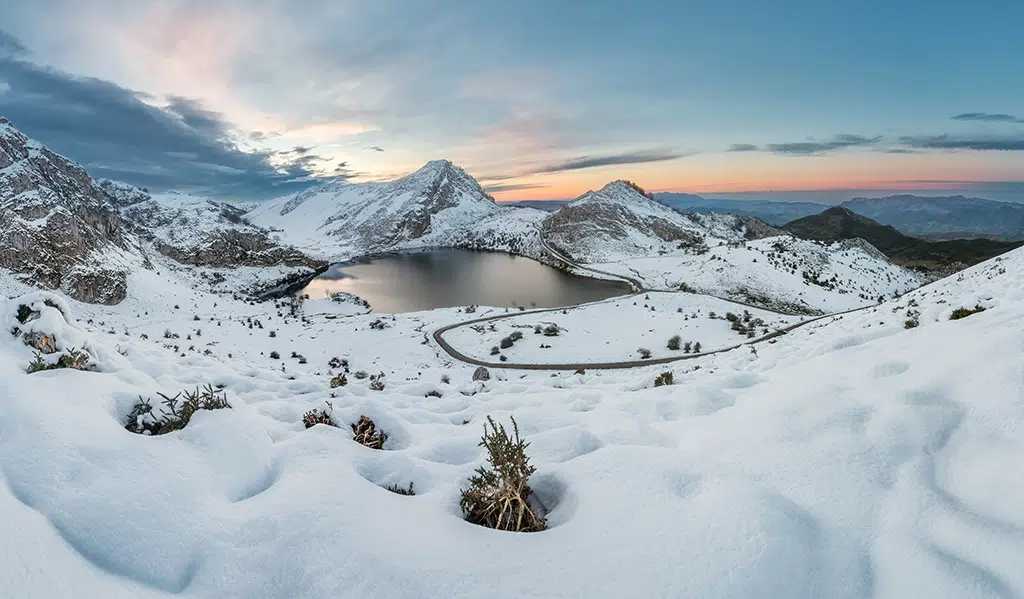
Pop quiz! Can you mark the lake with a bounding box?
[298,249,631,313]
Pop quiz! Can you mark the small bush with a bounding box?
[499,355,508,362]
[683,341,692,353]
[500,336,514,349]
[425,389,442,398]
[441,373,451,384]
[125,385,230,435]
[542,324,560,336]
[270,351,281,359]
[904,318,919,329]
[330,373,348,388]
[386,482,415,496]
[354,370,368,380]
[534,325,542,334]
[667,335,681,350]
[26,348,92,374]
[369,318,389,330]
[303,402,337,428]
[460,416,545,533]
[638,348,652,359]
[369,373,385,391]
[950,305,986,320]
[490,346,500,355]
[693,341,702,353]
[269,330,277,338]
[510,331,524,342]
[351,415,388,449]
[654,371,674,387]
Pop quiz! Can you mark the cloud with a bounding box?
[764,134,883,155]
[727,143,758,152]
[0,30,26,58]
[951,112,1024,124]
[483,182,549,193]
[899,134,1024,151]
[366,145,384,152]
[880,148,917,154]
[0,31,346,199]
[530,149,684,175]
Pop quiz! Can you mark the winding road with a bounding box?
[431,229,875,371]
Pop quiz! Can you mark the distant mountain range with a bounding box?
[782,206,1023,272]
[653,192,1024,240]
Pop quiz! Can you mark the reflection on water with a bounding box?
[299,249,630,313]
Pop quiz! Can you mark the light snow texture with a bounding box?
[0,246,1021,599]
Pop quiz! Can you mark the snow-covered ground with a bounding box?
[442,292,803,364]
[584,236,922,313]
[1,244,1021,598]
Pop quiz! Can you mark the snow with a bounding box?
[442,292,803,364]
[1,228,1022,598]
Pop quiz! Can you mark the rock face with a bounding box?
[0,118,131,303]
[472,366,491,381]
[111,187,326,271]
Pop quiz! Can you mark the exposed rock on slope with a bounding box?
[540,180,779,263]
[0,118,131,304]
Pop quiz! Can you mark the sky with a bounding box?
[1,0,1023,202]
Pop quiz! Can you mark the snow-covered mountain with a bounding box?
[540,180,779,263]
[0,120,326,302]
[0,117,137,304]
[247,159,547,260]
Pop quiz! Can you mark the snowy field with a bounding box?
[442,292,803,364]
[0,248,1022,598]
[582,236,922,313]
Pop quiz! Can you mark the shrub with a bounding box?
[369,373,385,391]
[125,385,230,435]
[500,336,514,349]
[163,329,179,339]
[26,348,92,373]
[270,351,281,359]
[667,335,681,350]
[354,370,368,380]
[330,374,348,388]
[904,318,919,329]
[683,341,692,353]
[425,389,442,398]
[510,331,524,342]
[369,318,389,330]
[351,415,387,449]
[441,373,451,384]
[950,305,986,320]
[693,342,702,353]
[303,402,337,428]
[269,330,277,338]
[499,355,508,362]
[534,325,542,334]
[638,348,652,359]
[490,346,500,355]
[542,324,560,336]
[386,482,415,495]
[459,416,546,533]
[654,371,674,387]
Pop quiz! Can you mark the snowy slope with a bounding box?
[247,160,547,260]
[0,239,1021,598]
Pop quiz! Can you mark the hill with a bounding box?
[783,206,1023,271]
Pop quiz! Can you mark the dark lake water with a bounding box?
[299,249,630,313]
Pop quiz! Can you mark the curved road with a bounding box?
[431,229,877,371]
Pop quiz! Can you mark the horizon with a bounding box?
[1,1,1023,203]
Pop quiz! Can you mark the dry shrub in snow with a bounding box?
[667,335,681,351]
[303,402,337,429]
[125,385,230,435]
[329,373,348,388]
[351,415,388,449]
[385,482,415,496]
[950,305,986,320]
[460,416,546,533]
[654,371,674,387]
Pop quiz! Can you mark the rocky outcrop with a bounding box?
[0,118,132,303]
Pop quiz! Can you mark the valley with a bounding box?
[2,119,1023,599]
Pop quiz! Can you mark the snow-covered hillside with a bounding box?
[0,234,1020,598]
[247,160,547,260]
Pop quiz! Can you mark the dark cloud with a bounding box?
[880,148,917,154]
[366,145,384,152]
[727,143,758,152]
[483,182,549,193]
[0,30,344,199]
[899,134,1024,151]
[764,134,883,155]
[951,112,1024,124]
[0,30,25,58]
[530,149,683,174]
